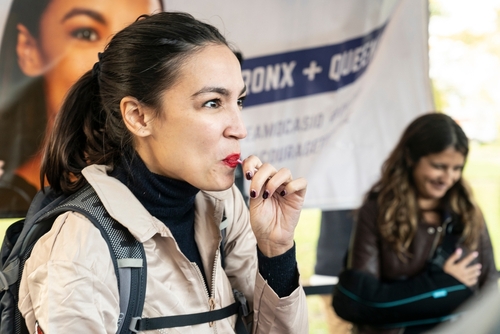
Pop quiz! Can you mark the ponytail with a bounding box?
[41,70,116,194]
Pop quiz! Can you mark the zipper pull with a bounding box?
[209,297,216,327]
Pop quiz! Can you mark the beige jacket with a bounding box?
[19,165,308,333]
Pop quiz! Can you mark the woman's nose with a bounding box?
[225,108,247,140]
[444,168,460,184]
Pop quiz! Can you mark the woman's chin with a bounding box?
[425,190,447,201]
[199,178,235,192]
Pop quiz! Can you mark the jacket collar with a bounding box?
[82,164,228,243]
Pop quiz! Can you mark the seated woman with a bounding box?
[333,113,498,333]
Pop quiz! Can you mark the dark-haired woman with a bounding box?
[18,12,308,333]
[341,113,497,333]
[0,0,162,217]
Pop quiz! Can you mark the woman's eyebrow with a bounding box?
[192,86,247,98]
[193,87,229,97]
[61,8,107,25]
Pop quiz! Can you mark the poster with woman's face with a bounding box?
[0,0,164,217]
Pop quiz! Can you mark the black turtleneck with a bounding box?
[110,153,207,282]
[111,152,298,298]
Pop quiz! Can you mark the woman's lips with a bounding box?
[223,154,242,168]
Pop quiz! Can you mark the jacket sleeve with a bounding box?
[347,197,381,277]
[18,212,120,334]
[477,222,499,288]
[223,185,308,334]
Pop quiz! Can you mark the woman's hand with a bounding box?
[0,160,4,179]
[443,248,482,287]
[241,155,307,258]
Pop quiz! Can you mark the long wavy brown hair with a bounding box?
[368,113,483,258]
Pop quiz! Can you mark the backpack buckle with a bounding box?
[233,289,249,317]
[129,317,141,333]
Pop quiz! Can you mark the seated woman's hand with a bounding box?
[241,155,307,258]
[443,248,482,287]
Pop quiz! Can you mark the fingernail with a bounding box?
[245,171,252,180]
[263,190,269,199]
[280,190,286,196]
[250,190,256,198]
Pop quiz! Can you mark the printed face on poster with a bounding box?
[0,0,163,217]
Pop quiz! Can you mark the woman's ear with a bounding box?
[120,96,155,137]
[16,24,44,76]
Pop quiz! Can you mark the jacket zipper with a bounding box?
[193,247,220,333]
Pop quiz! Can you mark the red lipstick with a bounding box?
[223,154,242,168]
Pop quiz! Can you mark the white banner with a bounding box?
[167,0,434,209]
[0,0,433,216]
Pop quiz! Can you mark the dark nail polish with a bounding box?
[245,171,252,180]
[250,190,256,198]
[280,190,286,197]
[263,190,269,199]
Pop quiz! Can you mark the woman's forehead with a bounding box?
[170,44,244,95]
[425,147,465,162]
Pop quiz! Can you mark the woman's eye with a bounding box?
[237,96,246,108]
[203,99,221,108]
[71,28,99,41]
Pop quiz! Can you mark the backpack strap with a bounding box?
[36,184,147,334]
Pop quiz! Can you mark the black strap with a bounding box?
[130,301,240,331]
[304,284,335,295]
[429,216,463,270]
[234,289,251,334]
[220,211,227,269]
[235,315,250,334]
[220,227,227,269]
